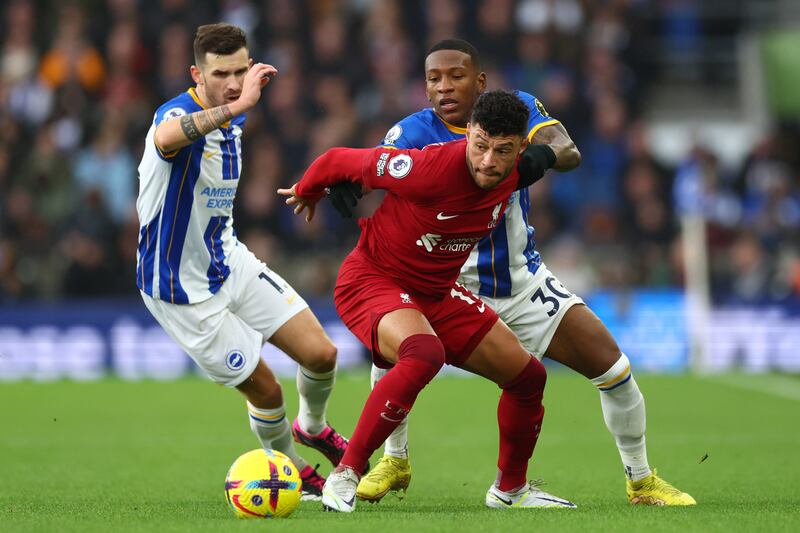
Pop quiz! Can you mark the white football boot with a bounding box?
[322,466,360,513]
[486,480,577,509]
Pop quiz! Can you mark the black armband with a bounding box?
[516,144,557,190]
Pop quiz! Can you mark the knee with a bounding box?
[596,351,629,381]
[247,378,283,409]
[501,357,547,401]
[302,341,338,373]
[398,334,445,385]
[593,326,623,373]
[530,357,547,385]
[596,345,624,373]
[418,345,446,383]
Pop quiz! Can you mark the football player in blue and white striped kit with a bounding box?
[330,39,694,508]
[136,23,356,500]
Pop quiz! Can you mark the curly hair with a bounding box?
[470,90,528,138]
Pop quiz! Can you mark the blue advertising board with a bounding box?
[1,291,799,381]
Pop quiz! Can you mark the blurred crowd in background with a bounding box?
[0,0,798,304]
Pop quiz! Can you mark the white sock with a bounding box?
[296,365,336,436]
[247,402,308,470]
[371,364,409,459]
[590,353,651,481]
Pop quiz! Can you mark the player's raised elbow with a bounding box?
[153,123,183,154]
[154,126,172,154]
[554,141,581,171]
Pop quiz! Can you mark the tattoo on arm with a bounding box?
[179,114,202,142]
[531,122,569,145]
[193,110,213,133]
[180,105,234,143]
[210,105,233,125]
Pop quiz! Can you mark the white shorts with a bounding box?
[141,244,308,387]
[463,264,584,360]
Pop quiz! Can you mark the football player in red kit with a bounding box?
[279,90,576,512]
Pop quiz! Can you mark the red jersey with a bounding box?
[296,139,522,297]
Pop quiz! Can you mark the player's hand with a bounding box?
[326,181,363,218]
[277,184,318,222]
[237,63,277,112]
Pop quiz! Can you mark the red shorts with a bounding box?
[334,249,499,368]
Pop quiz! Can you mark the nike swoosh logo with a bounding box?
[538,496,576,506]
[493,494,513,506]
[323,494,356,511]
[380,413,403,423]
[436,212,459,220]
[203,149,219,159]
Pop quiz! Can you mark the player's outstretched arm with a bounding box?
[284,145,420,220]
[154,63,277,153]
[278,147,368,221]
[281,146,379,220]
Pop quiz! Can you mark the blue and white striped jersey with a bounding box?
[379,90,559,298]
[136,88,245,304]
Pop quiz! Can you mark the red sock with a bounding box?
[496,357,547,492]
[340,334,445,475]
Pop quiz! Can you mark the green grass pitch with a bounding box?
[2,370,798,532]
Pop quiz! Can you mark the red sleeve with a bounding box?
[295,147,374,199]
[295,145,439,200]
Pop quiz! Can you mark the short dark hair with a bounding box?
[470,90,528,138]
[426,38,480,70]
[193,23,247,65]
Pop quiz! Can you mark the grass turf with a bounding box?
[1,371,798,532]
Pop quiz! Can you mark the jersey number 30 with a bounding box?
[530,276,572,317]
